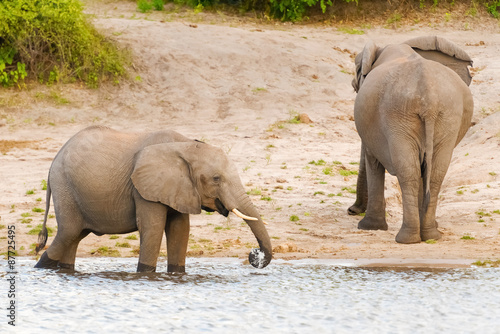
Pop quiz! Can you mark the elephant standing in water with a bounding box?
[35,126,272,272]
[348,36,474,243]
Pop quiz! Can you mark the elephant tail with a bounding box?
[421,120,434,214]
[35,178,52,254]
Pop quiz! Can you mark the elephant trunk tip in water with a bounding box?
[249,248,270,269]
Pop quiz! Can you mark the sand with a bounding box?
[1,1,499,267]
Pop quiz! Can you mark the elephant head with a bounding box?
[352,36,473,93]
[130,141,272,269]
[352,40,379,93]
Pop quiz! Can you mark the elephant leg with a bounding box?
[58,230,91,270]
[134,191,167,273]
[357,149,388,230]
[420,147,454,241]
[393,150,423,244]
[165,210,190,273]
[36,228,83,269]
[348,144,368,215]
[36,197,86,269]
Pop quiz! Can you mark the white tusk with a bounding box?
[232,208,258,221]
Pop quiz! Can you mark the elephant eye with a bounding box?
[213,175,221,183]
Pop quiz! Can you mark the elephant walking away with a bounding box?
[348,36,474,244]
[34,126,272,272]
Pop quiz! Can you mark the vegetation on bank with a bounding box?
[0,0,498,89]
[0,0,129,88]
[138,0,500,22]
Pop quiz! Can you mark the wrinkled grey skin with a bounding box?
[35,126,272,272]
[348,36,474,244]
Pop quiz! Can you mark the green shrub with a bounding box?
[153,0,165,11]
[0,0,129,88]
[168,0,500,22]
[486,0,500,18]
[137,0,154,12]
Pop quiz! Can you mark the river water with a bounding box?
[2,258,500,333]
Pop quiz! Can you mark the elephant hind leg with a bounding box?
[58,229,91,270]
[348,144,368,216]
[358,150,388,231]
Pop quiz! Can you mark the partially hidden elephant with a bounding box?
[35,126,272,272]
[348,36,474,244]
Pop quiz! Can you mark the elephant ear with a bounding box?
[131,143,202,215]
[403,36,473,86]
[352,40,379,92]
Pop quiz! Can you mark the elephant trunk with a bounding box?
[226,189,272,269]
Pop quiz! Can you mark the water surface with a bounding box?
[3,258,500,333]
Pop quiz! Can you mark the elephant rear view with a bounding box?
[35,126,272,272]
[348,36,473,244]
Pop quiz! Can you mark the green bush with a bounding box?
[137,0,166,12]
[485,0,500,17]
[138,0,154,12]
[0,0,129,88]
[169,0,500,22]
[269,0,336,21]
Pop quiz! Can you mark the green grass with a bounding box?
[309,159,326,166]
[425,239,437,244]
[125,234,138,240]
[322,167,333,175]
[341,186,357,194]
[214,226,231,232]
[337,27,365,35]
[290,215,299,222]
[32,207,45,213]
[91,246,120,257]
[26,189,35,195]
[472,259,500,267]
[115,242,131,248]
[27,224,54,236]
[198,238,212,243]
[339,169,358,176]
[248,188,262,196]
[109,235,119,240]
[461,235,475,240]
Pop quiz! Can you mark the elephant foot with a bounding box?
[167,264,186,273]
[34,252,59,269]
[358,216,388,231]
[137,262,156,273]
[348,203,366,216]
[395,226,421,244]
[421,228,442,241]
